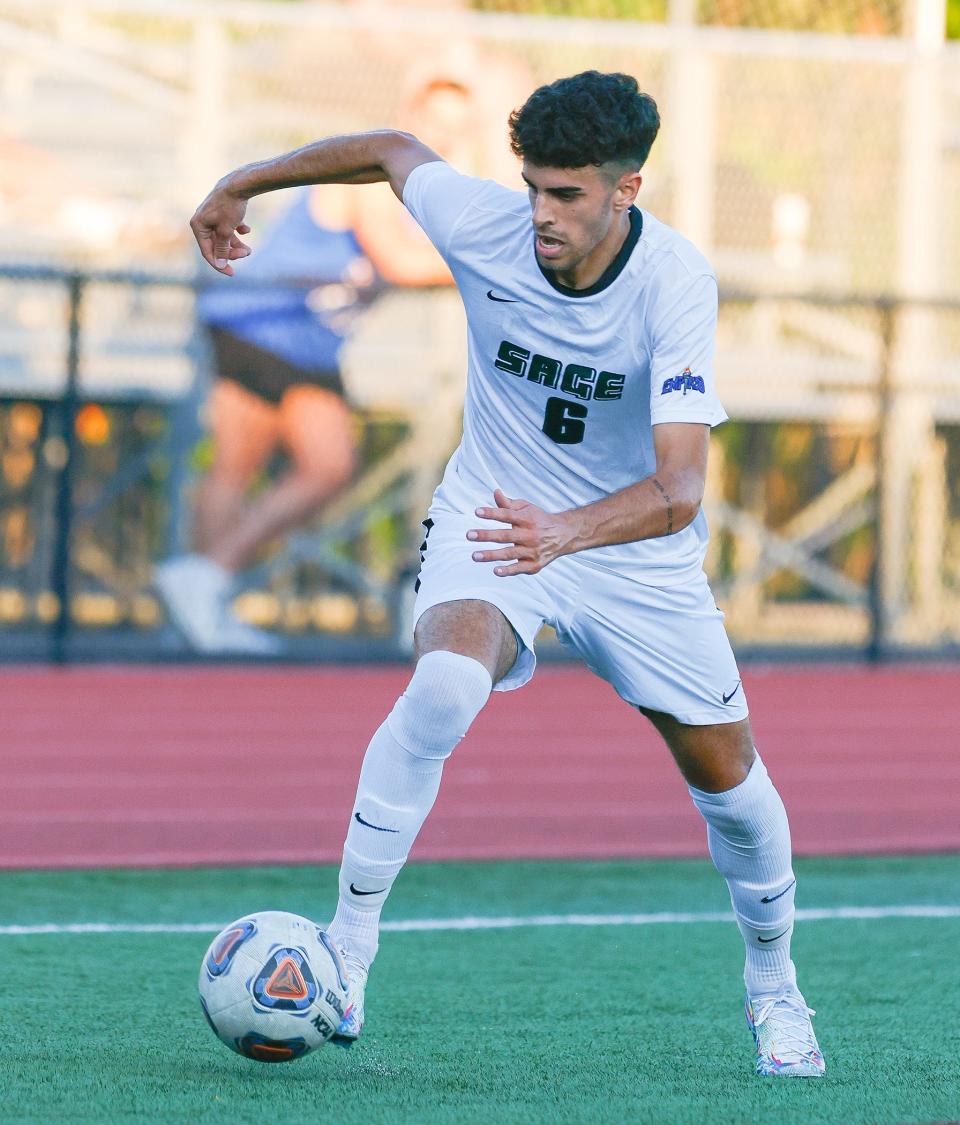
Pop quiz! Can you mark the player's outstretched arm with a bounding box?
[468,423,709,576]
[189,131,442,274]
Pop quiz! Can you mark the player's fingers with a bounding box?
[212,224,236,270]
[493,488,522,509]
[494,560,541,577]
[466,528,522,543]
[473,505,516,524]
[191,221,234,275]
[471,545,527,563]
[228,233,251,260]
[191,223,217,269]
[237,223,251,235]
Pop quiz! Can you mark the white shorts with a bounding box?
[412,509,748,727]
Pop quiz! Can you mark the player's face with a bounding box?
[522,162,640,286]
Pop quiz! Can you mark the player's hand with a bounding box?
[189,179,252,275]
[467,488,575,576]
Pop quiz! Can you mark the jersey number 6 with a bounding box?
[542,396,587,445]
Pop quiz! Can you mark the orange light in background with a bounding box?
[75,403,111,446]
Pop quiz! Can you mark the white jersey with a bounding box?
[403,160,727,585]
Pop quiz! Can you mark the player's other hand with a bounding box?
[467,488,575,576]
[189,179,252,275]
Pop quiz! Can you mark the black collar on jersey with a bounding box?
[535,205,643,298]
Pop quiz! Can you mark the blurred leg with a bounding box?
[156,377,280,651]
[207,384,355,573]
[194,378,279,559]
[280,383,356,501]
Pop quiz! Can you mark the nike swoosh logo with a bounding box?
[722,681,742,704]
[757,928,791,944]
[354,812,399,833]
[349,883,386,896]
[760,879,796,904]
[486,290,518,303]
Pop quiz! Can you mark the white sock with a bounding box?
[327,651,492,968]
[688,755,797,999]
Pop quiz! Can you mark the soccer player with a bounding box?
[190,70,824,1077]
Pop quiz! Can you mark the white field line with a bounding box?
[1,904,958,937]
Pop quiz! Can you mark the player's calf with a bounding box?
[327,650,492,979]
[688,753,825,1075]
[688,754,797,996]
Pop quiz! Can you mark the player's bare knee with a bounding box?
[692,756,787,846]
[386,650,492,761]
[414,600,516,683]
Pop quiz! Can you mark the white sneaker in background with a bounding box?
[216,611,283,656]
[154,554,281,655]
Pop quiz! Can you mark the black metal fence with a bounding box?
[1,264,959,662]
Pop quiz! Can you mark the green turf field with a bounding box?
[3,855,959,1124]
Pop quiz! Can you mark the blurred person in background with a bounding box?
[155,77,475,654]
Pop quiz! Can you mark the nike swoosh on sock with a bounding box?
[354,811,399,833]
[757,928,791,944]
[760,879,796,904]
[349,883,386,896]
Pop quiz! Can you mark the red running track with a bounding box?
[0,665,957,869]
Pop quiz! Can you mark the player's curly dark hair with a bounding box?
[508,71,660,175]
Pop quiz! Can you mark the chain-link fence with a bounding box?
[1,1,958,293]
[2,266,959,660]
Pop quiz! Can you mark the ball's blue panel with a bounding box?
[205,919,257,977]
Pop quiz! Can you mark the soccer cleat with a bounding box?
[745,982,825,1077]
[155,554,281,655]
[331,948,368,1043]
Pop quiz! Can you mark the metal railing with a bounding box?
[1,265,960,661]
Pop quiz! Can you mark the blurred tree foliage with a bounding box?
[471,0,667,16]
[471,0,960,37]
[259,0,958,37]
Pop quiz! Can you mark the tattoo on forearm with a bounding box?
[652,478,674,534]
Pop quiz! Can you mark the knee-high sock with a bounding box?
[688,755,797,998]
[327,651,492,966]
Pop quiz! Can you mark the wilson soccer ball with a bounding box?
[198,911,348,1062]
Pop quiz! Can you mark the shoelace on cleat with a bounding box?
[339,948,368,993]
[752,989,819,1058]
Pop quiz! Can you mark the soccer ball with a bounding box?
[198,911,348,1062]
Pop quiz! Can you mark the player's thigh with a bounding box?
[208,378,279,482]
[563,571,754,790]
[415,599,518,686]
[562,568,749,725]
[412,511,553,688]
[639,707,755,792]
[278,384,356,479]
